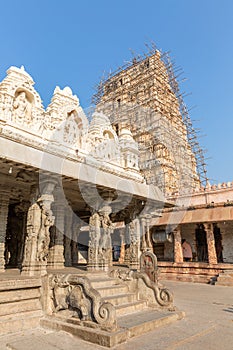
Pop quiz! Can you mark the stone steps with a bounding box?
[102,292,137,306]
[40,271,183,347]
[95,284,129,297]
[90,275,148,316]
[115,300,148,317]
[90,277,121,289]
[40,309,184,348]
[215,271,233,286]
[0,276,42,335]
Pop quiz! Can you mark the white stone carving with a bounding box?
[0,66,143,184]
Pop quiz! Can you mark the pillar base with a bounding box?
[47,245,65,269]
[87,248,112,272]
[21,262,47,277]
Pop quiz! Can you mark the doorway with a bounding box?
[195,224,208,262]
[213,224,223,263]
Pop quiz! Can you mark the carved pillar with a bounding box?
[173,225,183,263]
[48,201,65,269]
[140,217,147,252]
[71,221,80,265]
[17,201,31,269]
[129,218,140,270]
[145,215,153,252]
[87,205,113,271]
[203,223,217,264]
[0,191,10,272]
[64,207,73,267]
[87,210,101,271]
[21,178,56,276]
[124,222,130,266]
[118,228,125,264]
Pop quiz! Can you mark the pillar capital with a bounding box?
[203,223,213,232]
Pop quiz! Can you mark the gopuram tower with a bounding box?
[94,48,205,196]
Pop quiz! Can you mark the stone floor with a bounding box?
[1,280,233,349]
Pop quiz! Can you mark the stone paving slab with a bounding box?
[2,281,233,350]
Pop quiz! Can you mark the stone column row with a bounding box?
[172,224,218,264]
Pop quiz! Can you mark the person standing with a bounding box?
[182,239,193,262]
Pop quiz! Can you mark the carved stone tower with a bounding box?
[95,51,200,196]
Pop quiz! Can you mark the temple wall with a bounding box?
[218,222,233,263]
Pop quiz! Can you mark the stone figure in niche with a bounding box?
[23,200,54,268]
[23,202,42,265]
[37,204,55,263]
[63,111,82,146]
[99,213,113,254]
[12,91,31,125]
[89,211,101,249]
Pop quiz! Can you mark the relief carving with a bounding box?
[49,274,116,330]
[12,91,32,125]
[22,196,55,275]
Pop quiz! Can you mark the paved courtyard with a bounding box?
[1,280,233,350]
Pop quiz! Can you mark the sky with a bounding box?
[0,0,232,184]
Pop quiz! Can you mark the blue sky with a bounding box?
[0,0,232,184]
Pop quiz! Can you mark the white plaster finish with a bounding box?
[0,66,150,191]
[168,185,233,207]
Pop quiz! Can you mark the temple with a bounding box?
[0,48,232,345]
[94,47,233,283]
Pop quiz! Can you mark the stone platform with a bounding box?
[41,268,183,347]
[41,309,184,347]
[2,280,233,350]
[0,267,183,346]
[0,269,43,335]
[158,261,233,284]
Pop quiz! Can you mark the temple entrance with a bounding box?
[213,224,223,263]
[195,224,208,262]
[5,203,27,269]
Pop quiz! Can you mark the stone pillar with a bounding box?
[145,215,153,252]
[21,178,57,276]
[118,228,125,264]
[140,217,147,252]
[17,201,31,269]
[71,221,80,265]
[87,210,101,271]
[87,205,113,271]
[0,191,10,272]
[64,207,73,267]
[140,216,153,253]
[203,223,217,265]
[124,223,130,266]
[173,226,183,263]
[48,201,65,269]
[129,218,140,270]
